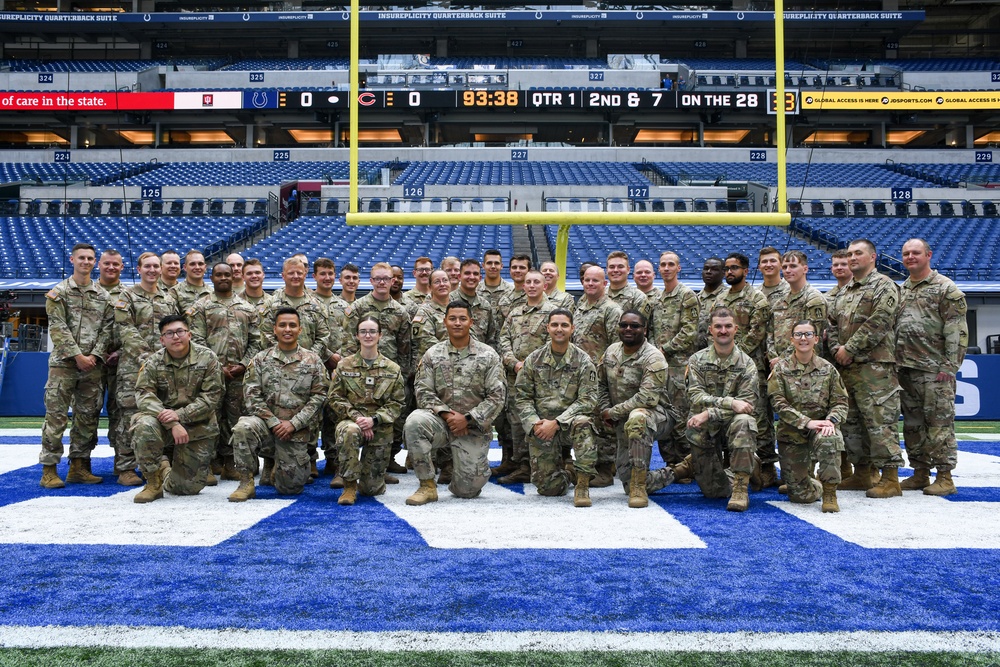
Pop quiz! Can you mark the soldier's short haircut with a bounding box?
[160,249,180,260]
[413,256,433,268]
[100,248,122,259]
[371,262,392,276]
[158,313,189,333]
[460,258,481,270]
[341,263,359,274]
[904,237,931,253]
[510,254,533,269]
[793,319,816,332]
[282,257,307,272]
[244,258,263,269]
[831,249,850,260]
[391,264,404,272]
[607,250,630,264]
[758,246,781,259]
[445,301,472,318]
[634,259,654,270]
[704,256,724,267]
[440,256,460,269]
[849,238,877,254]
[578,262,597,281]
[356,315,381,335]
[710,306,735,323]
[184,249,205,262]
[484,249,503,261]
[274,306,300,323]
[313,257,336,272]
[71,242,96,255]
[137,251,160,267]
[524,269,544,280]
[619,309,647,328]
[725,252,750,269]
[211,262,231,274]
[549,308,574,324]
[782,250,809,266]
[659,250,680,262]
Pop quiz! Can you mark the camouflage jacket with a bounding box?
[514,342,597,433]
[828,270,900,364]
[497,287,526,323]
[244,345,328,441]
[313,291,350,359]
[572,295,622,363]
[45,277,113,367]
[696,284,726,349]
[114,285,179,370]
[768,283,828,361]
[711,283,771,372]
[327,352,405,429]
[411,300,449,363]
[97,280,124,353]
[188,292,261,368]
[401,288,431,317]
[896,270,968,374]
[169,281,213,316]
[686,344,758,425]
[598,340,669,422]
[499,298,554,375]
[414,338,506,432]
[760,279,790,309]
[259,288,332,361]
[545,289,576,311]
[650,281,699,369]
[449,288,499,349]
[242,291,273,311]
[608,283,653,322]
[768,353,849,440]
[344,293,412,375]
[134,343,223,440]
[478,279,514,311]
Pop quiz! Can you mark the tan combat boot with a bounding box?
[498,462,531,484]
[574,474,591,507]
[838,463,874,491]
[671,454,694,484]
[220,455,240,481]
[628,468,648,509]
[756,462,780,490]
[228,472,256,502]
[821,482,840,513]
[117,470,143,487]
[40,464,65,489]
[436,461,454,485]
[259,458,275,487]
[840,452,853,480]
[329,474,345,489]
[338,479,358,506]
[134,467,164,504]
[900,467,931,491]
[727,472,750,512]
[866,466,902,498]
[924,469,957,496]
[591,462,616,488]
[790,478,823,504]
[406,478,439,506]
[66,458,103,484]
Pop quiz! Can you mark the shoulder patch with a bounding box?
[115,298,129,310]
[412,314,424,323]
[45,289,60,301]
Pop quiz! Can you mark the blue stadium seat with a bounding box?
[253,199,268,215]
[810,200,826,216]
[983,201,998,216]
[961,200,977,217]
[108,199,124,215]
[170,199,185,216]
[694,199,709,212]
[915,200,932,216]
[88,199,104,216]
[26,199,41,216]
[671,199,685,212]
[45,200,62,215]
[736,199,750,212]
[894,201,909,217]
[149,199,164,216]
[852,200,868,217]
[209,199,225,215]
[302,198,320,215]
[938,200,955,217]
[129,200,145,216]
[832,200,847,217]
[189,200,205,216]
[325,198,340,215]
[872,200,887,216]
[66,199,82,216]
[715,199,729,212]
[232,199,248,216]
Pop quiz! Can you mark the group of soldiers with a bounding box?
[39,236,967,512]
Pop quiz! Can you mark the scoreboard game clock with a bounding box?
[461,90,522,107]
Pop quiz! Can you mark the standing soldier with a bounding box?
[598,310,675,509]
[896,238,968,496]
[226,253,245,294]
[404,302,506,505]
[229,308,329,500]
[240,259,272,309]
[188,262,260,480]
[829,239,904,498]
[540,261,576,310]
[606,251,653,323]
[339,263,361,304]
[696,257,726,349]
[158,250,181,292]
[412,270,454,363]
[650,250,700,467]
[328,316,405,505]
[478,249,514,310]
[169,250,212,314]
[572,265,622,487]
[683,307,759,512]
[515,309,597,506]
[115,251,178,486]
[390,265,406,303]
[311,257,349,477]
[712,252,776,488]
[93,249,124,472]
[768,250,828,367]
[449,259,498,348]
[632,259,659,301]
[131,315,223,503]
[402,256,434,314]
[440,256,462,292]
[39,243,114,488]
[498,269,554,484]
[768,320,848,513]
[757,246,789,306]
[826,249,853,306]
[497,254,532,322]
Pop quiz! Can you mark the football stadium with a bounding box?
[1,0,1000,663]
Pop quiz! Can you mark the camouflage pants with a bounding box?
[778,430,844,502]
[527,415,595,496]
[39,364,104,465]
[337,421,391,496]
[899,367,957,472]
[613,408,676,493]
[114,365,140,473]
[88,361,119,454]
[214,376,243,459]
[231,416,311,495]
[405,409,490,498]
[131,414,212,496]
[839,362,904,469]
[755,372,778,465]
[505,373,529,466]
[593,408,616,467]
[660,367,692,465]
[687,413,757,498]
[318,403,338,467]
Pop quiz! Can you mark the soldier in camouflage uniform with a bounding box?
[240,259,272,309]
[481,251,519,477]
[328,316,405,504]
[514,309,598,506]
[896,238,968,497]
[339,263,361,304]
[404,302,506,505]
[39,243,114,489]
[696,257,726,350]
[768,251,828,366]
[169,250,212,314]
[598,310,675,508]
[632,259,659,301]
[684,307,759,512]
[115,251,178,486]
[768,320,848,512]
[573,266,622,487]
[450,259,499,348]
[540,261,576,311]
[188,262,260,480]
[496,254,531,322]
[606,250,653,324]
[829,238,904,498]
[498,270,554,484]
[401,256,434,315]
[229,308,329,500]
[312,258,350,476]
[824,248,854,479]
[225,253,245,294]
[650,251,700,467]
[478,249,514,310]
[757,246,789,306]
[158,250,181,292]
[131,315,224,503]
[412,270,453,362]
[93,249,125,468]
[710,252,776,489]
[440,256,462,292]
